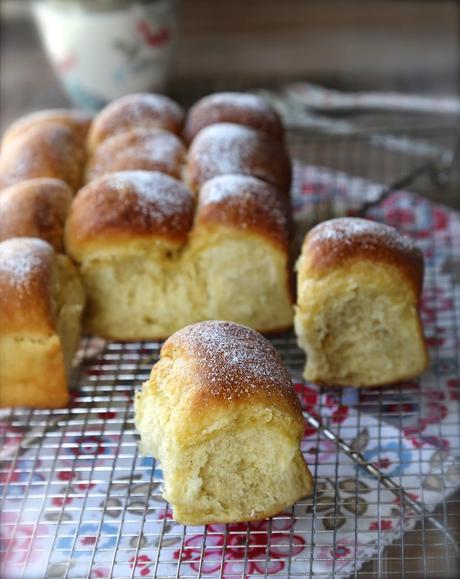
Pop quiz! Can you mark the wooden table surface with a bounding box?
[1,3,459,577]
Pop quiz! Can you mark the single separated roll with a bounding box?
[294,217,429,387]
[186,123,291,194]
[183,92,284,144]
[135,321,312,525]
[87,93,185,152]
[0,178,73,252]
[0,238,85,408]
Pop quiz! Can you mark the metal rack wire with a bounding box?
[1,125,459,578]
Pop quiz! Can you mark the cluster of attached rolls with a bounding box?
[67,93,294,340]
[0,92,294,409]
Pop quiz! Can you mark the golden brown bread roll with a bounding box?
[0,178,72,252]
[135,320,312,525]
[186,123,291,194]
[1,109,93,150]
[87,93,185,153]
[65,171,195,339]
[0,122,86,192]
[65,172,293,339]
[183,91,284,144]
[294,217,429,387]
[85,128,186,183]
[0,237,85,408]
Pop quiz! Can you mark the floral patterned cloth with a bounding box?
[1,165,459,578]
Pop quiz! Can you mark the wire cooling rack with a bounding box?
[1,125,460,578]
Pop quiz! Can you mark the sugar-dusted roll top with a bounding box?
[195,174,289,251]
[0,179,72,252]
[0,236,84,337]
[183,92,284,144]
[1,109,93,150]
[85,128,186,183]
[65,171,195,261]
[0,238,57,335]
[186,123,291,194]
[0,122,87,192]
[87,93,185,152]
[154,320,304,441]
[299,217,424,298]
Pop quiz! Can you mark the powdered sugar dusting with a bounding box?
[311,217,417,253]
[120,131,184,166]
[199,174,287,232]
[166,321,298,405]
[92,94,184,146]
[0,238,50,291]
[0,123,84,191]
[188,122,291,192]
[87,130,185,180]
[200,174,262,204]
[190,123,259,175]
[196,92,277,116]
[91,171,193,235]
[110,94,184,124]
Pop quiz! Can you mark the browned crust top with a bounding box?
[195,174,290,251]
[87,93,185,152]
[183,92,284,144]
[0,178,72,253]
[1,109,93,150]
[65,171,195,256]
[186,123,291,193]
[0,123,86,192]
[85,128,186,183]
[0,237,56,335]
[300,217,424,296]
[161,320,304,423]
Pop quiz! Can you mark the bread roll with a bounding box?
[87,93,184,152]
[183,92,284,144]
[294,217,428,387]
[1,109,92,150]
[65,171,195,339]
[186,123,291,194]
[85,129,185,183]
[135,320,312,525]
[0,122,86,192]
[0,238,85,408]
[0,178,72,252]
[187,174,293,332]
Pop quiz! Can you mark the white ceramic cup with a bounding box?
[32,0,178,110]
